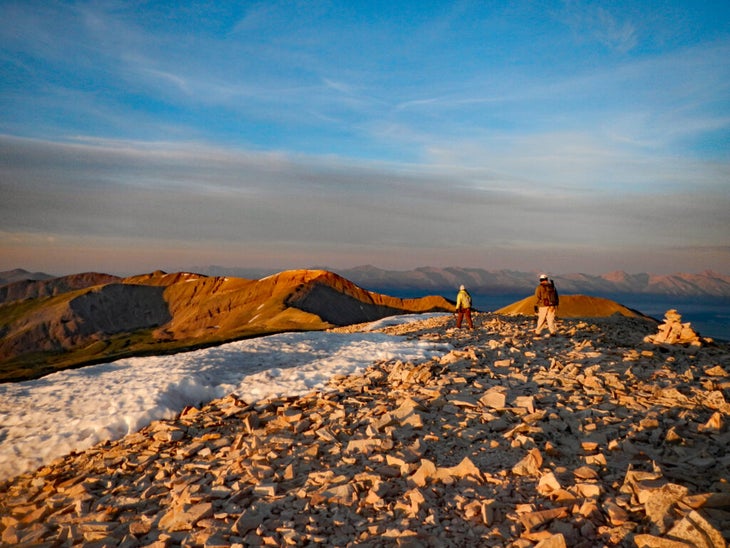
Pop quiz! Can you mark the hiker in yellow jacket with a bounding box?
[455,285,474,329]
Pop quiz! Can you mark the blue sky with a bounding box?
[1,1,729,276]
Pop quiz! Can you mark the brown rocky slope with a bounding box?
[0,270,453,382]
[1,312,728,547]
[495,294,651,319]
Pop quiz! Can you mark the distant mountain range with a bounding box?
[188,265,730,297]
[0,269,452,382]
[0,268,56,285]
[0,270,121,302]
[6,266,730,297]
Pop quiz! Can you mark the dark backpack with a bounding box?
[542,283,558,306]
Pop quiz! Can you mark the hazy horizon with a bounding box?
[2,2,729,276]
[2,262,729,280]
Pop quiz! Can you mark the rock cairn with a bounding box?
[1,313,728,547]
[644,309,710,347]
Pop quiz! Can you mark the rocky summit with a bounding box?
[1,312,729,547]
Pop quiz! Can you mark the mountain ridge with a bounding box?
[0,269,453,382]
[0,271,121,304]
[5,267,730,297]
[178,265,730,297]
[339,266,730,297]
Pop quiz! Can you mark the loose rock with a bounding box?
[1,312,728,546]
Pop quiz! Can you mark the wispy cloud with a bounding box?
[560,1,638,53]
[2,134,728,271]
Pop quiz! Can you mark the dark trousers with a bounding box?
[457,308,473,328]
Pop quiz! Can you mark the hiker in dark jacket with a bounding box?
[455,284,474,329]
[534,274,559,336]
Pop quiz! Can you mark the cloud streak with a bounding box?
[1,133,728,274]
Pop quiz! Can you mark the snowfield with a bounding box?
[0,314,450,481]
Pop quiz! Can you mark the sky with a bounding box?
[1,1,729,276]
[0,314,448,481]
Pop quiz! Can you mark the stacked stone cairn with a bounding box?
[644,309,711,347]
[1,313,728,547]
